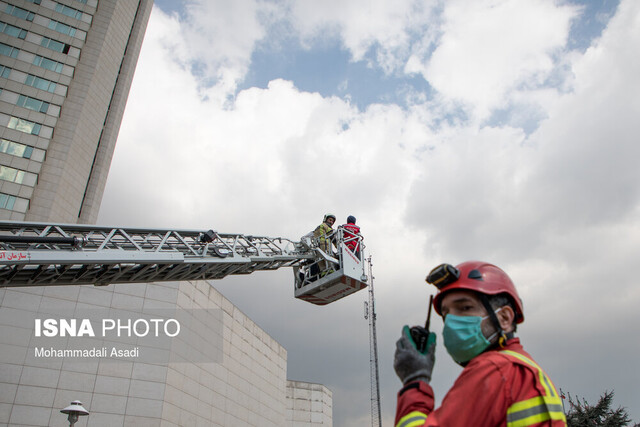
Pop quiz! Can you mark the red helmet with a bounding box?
[429,261,524,323]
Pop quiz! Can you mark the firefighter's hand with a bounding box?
[394,325,436,385]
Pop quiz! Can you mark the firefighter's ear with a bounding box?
[497,305,515,333]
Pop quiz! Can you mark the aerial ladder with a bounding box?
[0,221,368,305]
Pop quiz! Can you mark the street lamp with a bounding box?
[60,400,89,426]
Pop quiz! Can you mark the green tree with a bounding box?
[565,390,638,427]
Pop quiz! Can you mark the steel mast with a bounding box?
[364,256,382,427]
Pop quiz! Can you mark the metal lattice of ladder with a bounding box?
[0,221,314,288]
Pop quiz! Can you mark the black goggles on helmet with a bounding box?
[426,263,460,289]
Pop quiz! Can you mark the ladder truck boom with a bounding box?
[0,221,368,305]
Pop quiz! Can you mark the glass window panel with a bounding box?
[0,42,18,58]
[34,78,49,91]
[21,96,43,112]
[8,117,36,134]
[41,37,65,53]
[25,75,56,93]
[40,102,49,113]
[5,195,15,210]
[0,193,7,209]
[1,66,10,78]
[24,146,33,159]
[55,4,83,20]
[7,6,23,20]
[0,139,37,159]
[4,25,18,37]
[6,6,35,22]
[1,22,27,39]
[8,142,26,156]
[49,21,77,37]
[0,166,18,182]
[35,56,64,73]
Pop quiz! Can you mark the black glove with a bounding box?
[394,325,436,384]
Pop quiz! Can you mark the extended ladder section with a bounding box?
[0,221,312,287]
[0,221,368,305]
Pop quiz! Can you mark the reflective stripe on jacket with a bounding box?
[394,338,567,427]
[500,350,566,426]
[313,223,333,252]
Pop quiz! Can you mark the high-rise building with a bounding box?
[0,0,153,223]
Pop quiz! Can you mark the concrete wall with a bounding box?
[0,280,289,426]
[286,381,333,427]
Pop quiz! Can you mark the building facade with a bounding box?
[0,0,152,223]
[1,279,333,426]
[286,381,333,427]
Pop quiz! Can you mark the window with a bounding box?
[0,138,44,162]
[48,20,77,37]
[33,55,63,73]
[0,21,28,39]
[0,166,22,184]
[17,95,50,114]
[55,4,83,20]
[7,117,42,136]
[5,5,35,22]
[0,193,28,212]
[40,37,70,54]
[0,193,29,212]
[0,42,19,58]
[25,74,57,93]
[0,138,34,159]
[0,66,10,79]
[0,193,16,210]
[0,166,37,186]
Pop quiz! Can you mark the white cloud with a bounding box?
[288,0,438,72]
[415,0,580,122]
[175,0,275,93]
[100,0,640,423]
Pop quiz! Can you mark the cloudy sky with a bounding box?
[97,0,640,425]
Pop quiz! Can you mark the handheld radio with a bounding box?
[410,295,434,353]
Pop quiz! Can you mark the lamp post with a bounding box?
[60,400,89,426]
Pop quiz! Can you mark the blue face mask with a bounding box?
[442,311,500,365]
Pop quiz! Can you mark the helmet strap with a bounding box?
[479,295,511,348]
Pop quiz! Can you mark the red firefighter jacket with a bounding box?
[395,338,566,427]
[342,223,360,252]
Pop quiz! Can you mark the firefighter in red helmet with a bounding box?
[393,261,566,427]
